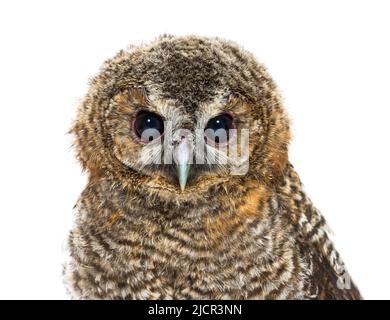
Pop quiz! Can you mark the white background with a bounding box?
[0,0,389,299]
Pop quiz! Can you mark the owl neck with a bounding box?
[81,174,291,245]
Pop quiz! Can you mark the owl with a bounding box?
[65,35,361,299]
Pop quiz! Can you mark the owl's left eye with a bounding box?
[204,112,235,145]
[133,110,164,143]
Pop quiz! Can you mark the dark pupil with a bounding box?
[205,114,233,144]
[134,111,164,142]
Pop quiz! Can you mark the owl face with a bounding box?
[106,87,251,192]
[73,36,291,201]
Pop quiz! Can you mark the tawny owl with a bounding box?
[65,35,361,299]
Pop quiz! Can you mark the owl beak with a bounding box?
[173,138,192,192]
[177,163,190,192]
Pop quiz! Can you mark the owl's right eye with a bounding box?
[133,110,164,143]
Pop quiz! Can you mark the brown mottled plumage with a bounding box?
[65,35,361,299]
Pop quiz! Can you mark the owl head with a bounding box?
[72,35,290,204]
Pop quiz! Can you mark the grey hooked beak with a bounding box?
[173,138,192,191]
[177,163,190,192]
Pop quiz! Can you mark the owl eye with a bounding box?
[133,110,164,143]
[204,112,235,145]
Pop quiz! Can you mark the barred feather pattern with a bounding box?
[65,163,360,299]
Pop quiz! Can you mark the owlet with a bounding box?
[65,35,361,299]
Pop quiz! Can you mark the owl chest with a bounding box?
[127,241,258,299]
[118,230,308,299]
[69,218,309,299]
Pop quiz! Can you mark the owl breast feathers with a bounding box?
[65,35,361,299]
